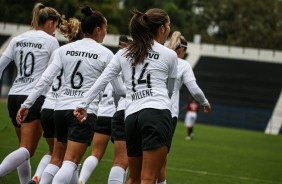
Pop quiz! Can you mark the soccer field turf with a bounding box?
[0,100,282,184]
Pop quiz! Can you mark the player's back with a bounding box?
[54,38,113,111]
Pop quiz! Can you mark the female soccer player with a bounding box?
[166,31,211,135]
[74,8,178,184]
[28,17,84,184]
[17,6,124,184]
[79,35,132,184]
[156,31,211,184]
[0,3,60,183]
[79,83,117,184]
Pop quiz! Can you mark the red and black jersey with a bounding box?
[186,101,199,113]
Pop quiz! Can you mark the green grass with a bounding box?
[1,99,282,184]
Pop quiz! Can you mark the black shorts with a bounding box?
[95,116,111,136]
[41,108,55,138]
[111,110,126,141]
[54,110,96,146]
[172,117,178,135]
[125,108,173,157]
[8,95,45,128]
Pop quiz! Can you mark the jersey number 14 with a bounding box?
[132,62,151,92]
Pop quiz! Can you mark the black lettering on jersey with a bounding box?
[146,52,159,59]
[66,51,98,59]
[63,88,85,97]
[14,77,34,84]
[131,89,153,101]
[16,42,42,49]
[51,92,59,98]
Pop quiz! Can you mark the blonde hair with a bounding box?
[59,16,83,42]
[31,3,60,29]
[167,31,187,51]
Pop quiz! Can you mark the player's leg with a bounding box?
[126,156,142,184]
[109,110,128,184]
[30,108,55,183]
[79,133,110,184]
[52,111,95,184]
[108,140,128,184]
[142,146,168,184]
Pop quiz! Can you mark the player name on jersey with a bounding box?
[14,77,34,84]
[16,42,42,49]
[131,88,153,101]
[66,51,98,59]
[51,91,59,98]
[63,88,85,97]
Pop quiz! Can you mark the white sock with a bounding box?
[40,163,59,184]
[70,163,81,184]
[0,147,30,177]
[33,154,51,181]
[52,160,77,184]
[79,156,99,184]
[108,166,126,184]
[17,158,31,184]
[157,180,167,184]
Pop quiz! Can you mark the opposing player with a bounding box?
[74,8,178,183]
[184,96,200,140]
[0,3,60,183]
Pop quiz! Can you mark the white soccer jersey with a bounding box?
[97,83,116,117]
[23,38,113,114]
[117,97,126,111]
[41,68,63,110]
[1,30,59,95]
[171,58,196,118]
[54,38,113,113]
[79,40,178,118]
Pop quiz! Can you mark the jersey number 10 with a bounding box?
[19,51,34,77]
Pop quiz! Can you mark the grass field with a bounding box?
[0,100,282,184]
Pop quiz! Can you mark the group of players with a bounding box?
[0,2,211,184]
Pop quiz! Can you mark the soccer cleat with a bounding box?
[28,176,39,184]
[185,136,192,140]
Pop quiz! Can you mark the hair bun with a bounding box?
[81,6,93,16]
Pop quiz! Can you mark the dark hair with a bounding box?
[80,6,106,35]
[119,35,132,48]
[119,35,129,43]
[31,3,60,28]
[125,8,168,66]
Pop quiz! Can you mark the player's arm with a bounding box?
[0,56,12,79]
[184,81,211,113]
[74,55,122,122]
[16,62,61,124]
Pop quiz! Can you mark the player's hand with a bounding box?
[73,108,87,123]
[16,108,29,125]
[204,104,211,113]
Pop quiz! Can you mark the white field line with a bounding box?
[167,167,280,184]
